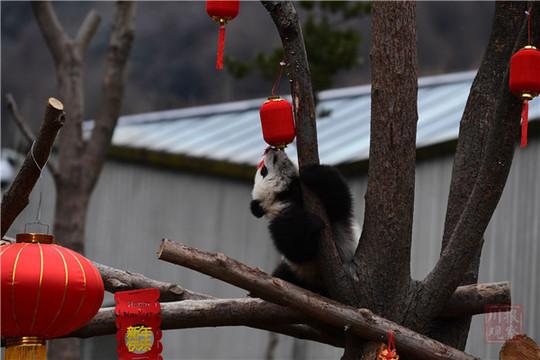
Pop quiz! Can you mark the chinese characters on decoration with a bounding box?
[206,0,240,70]
[1,233,104,360]
[115,288,163,360]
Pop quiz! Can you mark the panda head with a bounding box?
[250,147,298,219]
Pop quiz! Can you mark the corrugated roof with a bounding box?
[106,70,540,167]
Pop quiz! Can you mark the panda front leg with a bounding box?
[271,260,325,295]
[299,165,353,222]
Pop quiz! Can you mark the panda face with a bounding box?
[251,148,298,219]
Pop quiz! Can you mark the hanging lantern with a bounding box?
[206,0,240,70]
[259,96,296,148]
[509,45,540,148]
[1,233,104,359]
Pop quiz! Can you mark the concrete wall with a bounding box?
[8,140,539,359]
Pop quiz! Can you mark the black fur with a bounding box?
[300,165,353,222]
[272,261,324,294]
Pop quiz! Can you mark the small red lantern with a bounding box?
[259,96,296,148]
[206,0,240,70]
[1,233,104,359]
[509,45,540,147]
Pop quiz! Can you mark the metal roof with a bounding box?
[107,70,540,167]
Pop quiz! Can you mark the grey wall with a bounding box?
[8,140,539,359]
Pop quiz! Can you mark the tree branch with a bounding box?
[31,2,67,65]
[5,93,60,181]
[92,261,209,301]
[261,0,358,305]
[157,239,478,360]
[84,1,135,193]
[75,10,101,54]
[354,1,417,318]
[69,299,344,348]
[416,2,534,325]
[1,98,64,238]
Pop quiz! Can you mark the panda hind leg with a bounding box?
[272,261,325,295]
[300,165,353,222]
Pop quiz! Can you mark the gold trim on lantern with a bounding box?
[211,16,232,24]
[16,233,54,244]
[6,337,46,347]
[521,93,536,101]
[265,96,283,103]
[522,45,537,50]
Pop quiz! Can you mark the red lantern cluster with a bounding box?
[206,0,240,70]
[509,45,540,147]
[1,233,104,357]
[259,96,296,148]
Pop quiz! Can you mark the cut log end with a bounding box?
[48,97,64,111]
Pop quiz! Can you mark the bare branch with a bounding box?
[5,93,35,144]
[31,2,67,65]
[157,240,478,360]
[84,2,135,193]
[5,93,60,180]
[93,261,209,301]
[261,0,358,305]
[75,10,101,54]
[70,299,344,348]
[354,1,417,317]
[1,98,64,238]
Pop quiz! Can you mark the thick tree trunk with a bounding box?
[354,0,417,319]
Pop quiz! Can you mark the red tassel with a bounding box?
[216,22,225,70]
[386,330,396,359]
[520,99,529,148]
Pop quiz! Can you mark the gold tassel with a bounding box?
[5,337,46,360]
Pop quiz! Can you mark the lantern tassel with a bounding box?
[216,21,225,70]
[5,338,47,360]
[520,99,529,148]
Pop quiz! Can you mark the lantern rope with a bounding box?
[526,8,531,45]
[27,140,50,233]
[271,60,286,97]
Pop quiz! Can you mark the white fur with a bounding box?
[252,150,298,220]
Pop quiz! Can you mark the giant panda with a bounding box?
[250,147,360,294]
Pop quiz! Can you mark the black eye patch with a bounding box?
[260,165,268,177]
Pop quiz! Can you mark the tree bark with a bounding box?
[1,98,64,237]
[354,0,417,319]
[157,239,478,360]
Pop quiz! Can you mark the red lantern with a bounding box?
[259,96,296,148]
[1,233,104,359]
[509,46,540,148]
[206,0,240,70]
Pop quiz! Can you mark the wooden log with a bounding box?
[157,239,479,360]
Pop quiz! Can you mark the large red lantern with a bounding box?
[1,233,104,359]
[259,96,296,148]
[206,0,240,70]
[509,45,540,147]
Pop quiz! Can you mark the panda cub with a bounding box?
[250,147,359,294]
